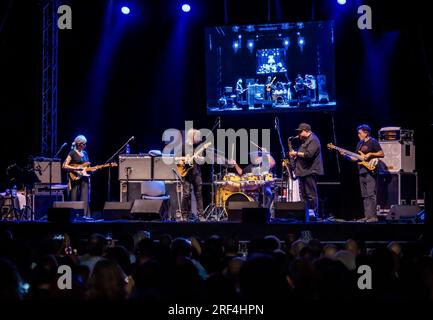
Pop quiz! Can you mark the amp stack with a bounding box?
[377,127,422,221]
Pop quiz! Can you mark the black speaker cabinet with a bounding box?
[103,202,133,220]
[273,201,306,222]
[377,172,417,210]
[120,181,143,202]
[227,201,260,222]
[242,207,270,224]
[33,193,64,220]
[130,199,165,220]
[53,201,85,218]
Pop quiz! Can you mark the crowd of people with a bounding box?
[0,229,432,301]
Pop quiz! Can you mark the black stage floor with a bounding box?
[0,219,426,243]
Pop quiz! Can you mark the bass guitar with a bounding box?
[327,143,379,171]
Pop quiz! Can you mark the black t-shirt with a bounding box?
[68,150,89,165]
[355,138,382,174]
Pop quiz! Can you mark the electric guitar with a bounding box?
[175,142,212,177]
[266,77,277,92]
[68,162,117,181]
[327,143,379,171]
[304,79,316,90]
[283,138,297,180]
[236,87,249,94]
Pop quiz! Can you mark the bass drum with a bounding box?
[224,192,253,215]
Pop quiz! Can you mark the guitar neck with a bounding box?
[332,146,363,160]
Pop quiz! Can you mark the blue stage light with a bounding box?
[182,4,191,12]
[121,6,130,15]
[337,0,346,5]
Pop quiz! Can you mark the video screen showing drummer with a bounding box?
[227,148,276,207]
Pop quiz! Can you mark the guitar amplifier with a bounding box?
[118,154,152,180]
[33,158,62,184]
[379,141,415,173]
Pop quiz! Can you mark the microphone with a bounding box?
[60,142,67,149]
[129,136,135,142]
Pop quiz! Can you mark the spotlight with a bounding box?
[233,41,240,52]
[283,38,290,48]
[298,36,305,52]
[181,4,191,12]
[337,0,346,4]
[247,40,254,53]
[121,6,130,15]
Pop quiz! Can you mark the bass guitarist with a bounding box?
[62,135,90,216]
[339,125,384,222]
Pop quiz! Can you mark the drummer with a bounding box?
[228,148,276,206]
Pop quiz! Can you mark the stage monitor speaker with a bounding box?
[386,205,422,221]
[103,202,133,220]
[273,201,306,222]
[227,201,260,222]
[47,208,72,224]
[130,199,164,221]
[53,201,85,218]
[242,207,270,224]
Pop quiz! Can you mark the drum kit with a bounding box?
[204,150,279,221]
[271,82,292,105]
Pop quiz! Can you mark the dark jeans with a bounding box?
[359,173,377,218]
[299,175,318,215]
[70,178,90,216]
[181,172,203,218]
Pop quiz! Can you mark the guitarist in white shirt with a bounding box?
[339,125,384,222]
[62,135,91,216]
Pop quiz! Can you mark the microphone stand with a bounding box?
[172,168,183,221]
[274,117,289,202]
[105,136,135,202]
[204,117,223,220]
[49,143,67,199]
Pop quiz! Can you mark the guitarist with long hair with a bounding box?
[180,128,205,222]
[337,125,384,222]
[62,135,91,216]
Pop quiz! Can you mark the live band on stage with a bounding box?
[1,121,389,223]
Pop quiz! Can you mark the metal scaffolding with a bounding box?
[41,0,59,156]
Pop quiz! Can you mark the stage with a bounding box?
[0,219,425,244]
